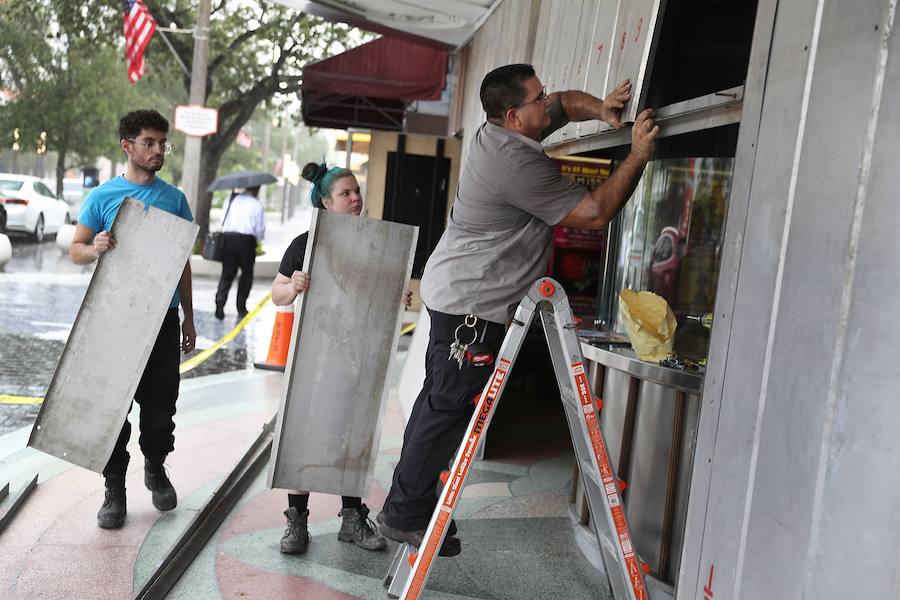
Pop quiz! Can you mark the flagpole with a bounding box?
[155,28,190,77]
[181,0,212,218]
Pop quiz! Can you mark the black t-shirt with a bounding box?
[278,232,309,278]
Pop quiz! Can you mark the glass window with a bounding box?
[34,182,57,198]
[604,157,734,360]
[0,180,24,191]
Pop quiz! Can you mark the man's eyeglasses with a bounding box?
[126,138,174,155]
[511,86,548,110]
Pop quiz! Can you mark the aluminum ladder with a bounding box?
[383,277,649,600]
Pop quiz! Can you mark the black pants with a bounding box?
[215,232,257,313]
[382,309,505,530]
[103,309,181,478]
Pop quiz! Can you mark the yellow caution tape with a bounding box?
[0,395,43,405]
[0,293,273,404]
[179,292,272,374]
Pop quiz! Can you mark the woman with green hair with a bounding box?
[270,162,412,555]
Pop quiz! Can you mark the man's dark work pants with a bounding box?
[382,308,505,531]
[215,232,257,313]
[103,309,181,478]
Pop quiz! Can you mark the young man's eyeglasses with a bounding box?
[126,138,174,155]
[511,86,548,110]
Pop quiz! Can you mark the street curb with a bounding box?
[189,254,279,280]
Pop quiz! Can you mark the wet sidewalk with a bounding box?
[0,350,611,599]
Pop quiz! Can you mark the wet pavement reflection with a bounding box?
[0,235,275,435]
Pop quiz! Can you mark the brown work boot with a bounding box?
[280,507,310,554]
[338,504,387,551]
[376,511,461,557]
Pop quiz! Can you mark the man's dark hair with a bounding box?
[480,64,536,122]
[118,109,170,140]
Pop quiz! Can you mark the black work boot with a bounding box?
[280,507,311,554]
[338,504,387,551]
[144,458,177,511]
[97,477,127,529]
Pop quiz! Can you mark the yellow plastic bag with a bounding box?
[618,289,677,362]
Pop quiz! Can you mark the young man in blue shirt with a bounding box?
[70,109,196,529]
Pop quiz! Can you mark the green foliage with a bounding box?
[144,1,371,236]
[0,0,372,229]
[0,0,138,191]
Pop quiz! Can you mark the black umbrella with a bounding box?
[207,171,277,192]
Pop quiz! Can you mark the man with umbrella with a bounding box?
[209,172,273,319]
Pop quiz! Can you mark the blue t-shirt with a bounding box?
[80,176,194,308]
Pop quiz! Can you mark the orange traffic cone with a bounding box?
[254,304,295,372]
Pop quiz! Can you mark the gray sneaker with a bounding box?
[338,504,387,551]
[280,507,310,554]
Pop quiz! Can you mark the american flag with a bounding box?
[122,0,157,83]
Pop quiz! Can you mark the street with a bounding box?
[0,235,275,436]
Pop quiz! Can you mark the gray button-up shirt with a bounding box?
[420,120,587,323]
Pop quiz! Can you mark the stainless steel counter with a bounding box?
[579,343,704,395]
[573,340,705,587]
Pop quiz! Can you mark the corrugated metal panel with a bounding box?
[457,0,542,163]
[457,0,668,153]
[560,0,600,142]
[605,0,667,123]
[544,0,585,146]
[530,0,557,80]
[578,0,622,138]
[28,199,199,472]
[268,210,417,496]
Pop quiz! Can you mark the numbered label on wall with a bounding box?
[606,0,666,123]
[579,0,623,138]
[561,0,601,142]
[536,0,665,145]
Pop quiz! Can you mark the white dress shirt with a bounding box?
[222,192,265,241]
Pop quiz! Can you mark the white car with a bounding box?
[61,178,85,223]
[0,174,71,242]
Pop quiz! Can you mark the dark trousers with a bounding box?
[288,493,362,510]
[215,232,257,313]
[382,309,505,530]
[103,309,181,478]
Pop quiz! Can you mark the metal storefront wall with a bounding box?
[456,0,667,157]
[680,0,900,598]
[456,0,542,163]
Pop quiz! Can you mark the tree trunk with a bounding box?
[195,140,224,244]
[55,146,67,198]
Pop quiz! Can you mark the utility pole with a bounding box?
[181,0,211,217]
[259,119,272,207]
[279,110,289,224]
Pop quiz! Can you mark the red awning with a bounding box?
[303,36,447,100]
[301,36,447,131]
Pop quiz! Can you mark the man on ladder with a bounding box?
[377,63,658,561]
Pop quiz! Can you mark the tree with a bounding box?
[146,1,366,240]
[0,1,139,194]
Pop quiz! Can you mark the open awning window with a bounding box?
[301,36,447,131]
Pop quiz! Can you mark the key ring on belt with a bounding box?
[453,323,478,346]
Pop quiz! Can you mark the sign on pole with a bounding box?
[174,105,218,137]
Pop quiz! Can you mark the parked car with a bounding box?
[61,178,85,223]
[0,174,71,242]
